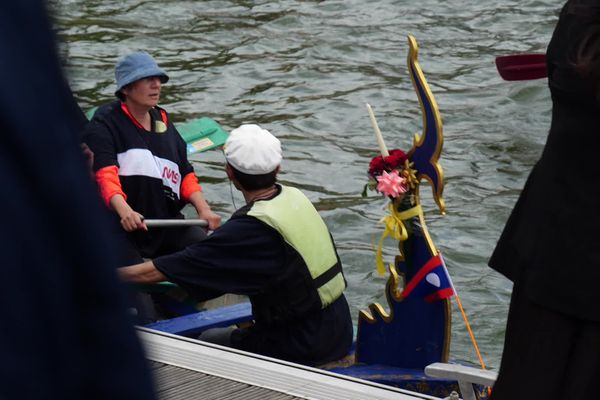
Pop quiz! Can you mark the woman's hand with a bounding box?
[119,210,147,232]
[198,209,222,230]
[188,191,221,230]
[110,194,148,232]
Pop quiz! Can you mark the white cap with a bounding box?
[224,124,282,175]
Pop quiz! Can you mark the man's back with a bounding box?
[154,185,353,365]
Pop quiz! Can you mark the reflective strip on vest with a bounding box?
[248,185,345,307]
[117,148,181,198]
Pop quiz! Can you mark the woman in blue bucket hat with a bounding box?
[84,52,221,284]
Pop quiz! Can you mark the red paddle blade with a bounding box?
[495,53,547,81]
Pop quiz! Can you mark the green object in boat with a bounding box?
[178,117,229,154]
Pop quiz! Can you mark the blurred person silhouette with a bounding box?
[0,2,155,399]
[489,0,600,398]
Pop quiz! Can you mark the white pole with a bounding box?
[144,219,208,228]
[366,103,389,157]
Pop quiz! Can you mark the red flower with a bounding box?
[368,149,408,177]
[368,156,386,175]
[385,149,407,169]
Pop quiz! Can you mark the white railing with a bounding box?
[425,362,497,400]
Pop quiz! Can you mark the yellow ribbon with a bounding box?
[375,203,423,275]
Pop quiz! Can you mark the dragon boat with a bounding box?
[138,35,495,400]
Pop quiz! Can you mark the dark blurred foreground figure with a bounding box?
[0,2,155,399]
[489,1,600,398]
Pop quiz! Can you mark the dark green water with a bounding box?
[52,0,560,369]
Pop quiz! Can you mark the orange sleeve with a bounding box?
[181,172,202,202]
[95,165,127,207]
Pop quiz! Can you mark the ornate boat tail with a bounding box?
[356,35,452,371]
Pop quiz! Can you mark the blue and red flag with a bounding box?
[401,253,455,303]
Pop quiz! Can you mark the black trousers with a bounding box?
[491,281,600,400]
[113,224,207,324]
[114,224,207,266]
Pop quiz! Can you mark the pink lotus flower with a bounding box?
[376,170,408,198]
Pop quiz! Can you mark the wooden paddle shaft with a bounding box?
[144,219,208,228]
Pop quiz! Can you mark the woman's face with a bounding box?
[122,76,161,108]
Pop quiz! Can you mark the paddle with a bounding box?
[177,117,229,154]
[495,53,547,81]
[135,217,209,294]
[85,107,228,153]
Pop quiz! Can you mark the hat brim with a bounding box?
[115,67,169,94]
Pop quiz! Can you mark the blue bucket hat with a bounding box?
[114,51,169,96]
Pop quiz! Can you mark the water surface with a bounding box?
[52,0,560,369]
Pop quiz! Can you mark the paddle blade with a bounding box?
[178,117,229,154]
[496,53,547,81]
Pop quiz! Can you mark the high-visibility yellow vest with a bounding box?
[248,185,345,308]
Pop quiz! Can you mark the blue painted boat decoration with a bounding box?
[323,34,461,398]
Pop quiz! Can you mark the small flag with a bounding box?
[401,253,455,303]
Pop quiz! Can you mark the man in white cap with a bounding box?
[119,124,353,366]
